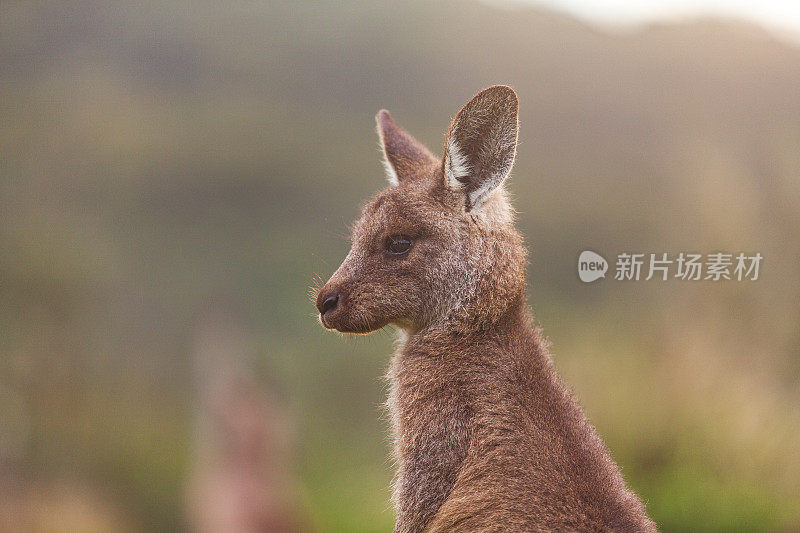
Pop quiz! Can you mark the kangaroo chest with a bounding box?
[387,350,476,533]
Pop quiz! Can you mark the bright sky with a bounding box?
[502,0,800,41]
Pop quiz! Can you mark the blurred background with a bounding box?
[2,1,799,531]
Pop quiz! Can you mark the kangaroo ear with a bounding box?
[376,110,438,186]
[443,86,519,211]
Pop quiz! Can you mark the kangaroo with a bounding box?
[315,86,656,532]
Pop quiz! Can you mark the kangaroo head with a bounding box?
[316,86,526,334]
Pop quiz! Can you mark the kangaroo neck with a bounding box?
[405,291,532,352]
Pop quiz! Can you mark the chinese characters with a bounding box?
[613,252,762,281]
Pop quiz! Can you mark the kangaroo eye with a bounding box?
[386,235,412,255]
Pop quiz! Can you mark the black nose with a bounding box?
[318,293,339,315]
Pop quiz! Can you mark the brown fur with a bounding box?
[316,86,656,532]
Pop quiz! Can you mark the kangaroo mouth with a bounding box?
[319,313,385,335]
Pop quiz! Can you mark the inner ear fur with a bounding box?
[443,85,519,211]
